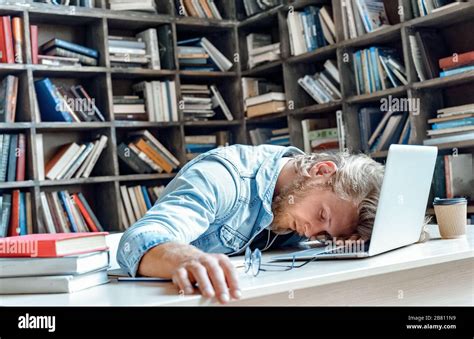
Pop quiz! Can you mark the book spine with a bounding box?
[12,17,23,64]
[8,190,20,236]
[15,133,26,181]
[46,48,98,66]
[432,118,474,130]
[59,191,79,232]
[141,186,152,210]
[2,17,14,63]
[0,16,6,64]
[6,134,18,182]
[0,134,10,182]
[25,192,33,235]
[77,192,104,232]
[48,38,99,59]
[30,25,39,64]
[72,193,98,232]
[0,193,12,237]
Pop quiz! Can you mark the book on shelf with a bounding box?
[0,133,26,183]
[249,127,290,146]
[0,232,109,294]
[34,0,96,7]
[109,28,162,70]
[176,0,223,19]
[410,0,461,18]
[423,103,474,146]
[287,5,335,57]
[365,109,410,153]
[246,33,281,69]
[39,190,105,234]
[118,129,179,175]
[353,47,407,95]
[0,190,31,237]
[301,118,340,153]
[180,83,233,121]
[242,77,285,117]
[185,131,230,160]
[242,0,283,18]
[0,75,19,123]
[341,0,391,40]
[35,78,105,123]
[43,135,108,180]
[409,29,448,81]
[432,153,473,202]
[177,37,232,72]
[123,80,178,122]
[0,16,29,64]
[39,38,99,66]
[298,59,341,104]
[119,184,165,229]
[108,0,157,12]
[438,49,474,78]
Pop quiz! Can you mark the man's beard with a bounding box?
[271,175,332,235]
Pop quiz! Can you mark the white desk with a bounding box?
[1,225,473,306]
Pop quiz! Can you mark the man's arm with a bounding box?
[117,159,240,303]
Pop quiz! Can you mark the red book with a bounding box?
[16,133,26,181]
[439,51,474,71]
[0,232,109,257]
[0,16,6,63]
[8,190,20,237]
[30,25,38,64]
[72,193,99,232]
[2,16,14,63]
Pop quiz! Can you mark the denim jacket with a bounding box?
[117,144,306,276]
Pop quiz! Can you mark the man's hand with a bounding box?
[137,242,241,304]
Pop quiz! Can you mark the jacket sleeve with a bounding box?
[117,158,238,276]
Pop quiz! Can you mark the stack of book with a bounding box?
[35,78,105,122]
[117,130,180,174]
[0,16,26,64]
[341,0,392,40]
[108,0,157,12]
[39,38,99,66]
[432,153,473,201]
[411,0,461,17]
[246,33,281,69]
[43,135,108,181]
[249,127,290,146]
[0,233,109,294]
[185,131,230,160]
[287,5,335,56]
[439,50,474,78]
[0,190,32,237]
[177,37,233,72]
[298,60,341,104]
[361,109,410,153]
[39,190,105,234]
[181,84,233,121]
[0,133,26,183]
[423,103,474,146]
[353,47,407,95]
[242,0,283,17]
[302,118,340,153]
[119,184,165,229]
[242,78,285,118]
[108,30,161,69]
[119,80,178,122]
[176,0,223,19]
[0,76,19,123]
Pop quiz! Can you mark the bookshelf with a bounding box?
[1,0,473,234]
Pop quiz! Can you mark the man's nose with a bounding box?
[305,221,323,238]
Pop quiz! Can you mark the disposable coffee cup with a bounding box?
[433,198,467,239]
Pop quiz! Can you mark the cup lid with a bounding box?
[433,197,467,205]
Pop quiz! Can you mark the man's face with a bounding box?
[272,161,359,239]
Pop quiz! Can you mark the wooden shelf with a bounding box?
[183,120,241,127]
[245,111,288,124]
[114,121,180,129]
[431,140,474,151]
[35,122,112,130]
[290,101,342,117]
[286,43,338,64]
[32,65,108,77]
[339,24,402,49]
[242,60,282,77]
[346,86,409,104]
[0,123,33,130]
[117,173,177,182]
[412,71,474,90]
[0,181,35,190]
[38,176,116,187]
[179,70,238,78]
[407,2,474,28]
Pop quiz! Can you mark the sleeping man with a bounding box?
[117,144,384,304]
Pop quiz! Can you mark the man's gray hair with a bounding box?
[292,152,384,240]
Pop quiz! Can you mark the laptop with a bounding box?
[271,144,438,261]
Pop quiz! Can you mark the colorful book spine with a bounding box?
[440,65,474,77]
[432,117,474,130]
[42,38,99,59]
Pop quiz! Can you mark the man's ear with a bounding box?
[308,161,337,178]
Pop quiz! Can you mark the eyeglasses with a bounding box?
[244,247,318,277]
